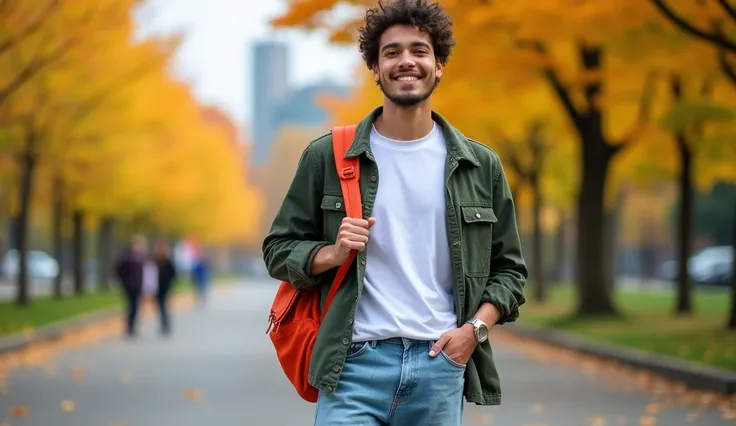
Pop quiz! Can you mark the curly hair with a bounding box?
[357,0,455,70]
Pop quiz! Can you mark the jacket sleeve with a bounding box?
[262,143,330,290]
[481,160,528,324]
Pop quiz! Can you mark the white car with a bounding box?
[1,249,60,280]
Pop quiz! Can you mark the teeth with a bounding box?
[397,76,418,81]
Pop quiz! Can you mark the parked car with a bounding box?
[1,249,60,280]
[659,245,734,287]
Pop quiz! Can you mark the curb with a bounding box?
[0,307,122,355]
[505,323,736,395]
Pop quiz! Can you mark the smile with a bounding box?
[395,76,420,82]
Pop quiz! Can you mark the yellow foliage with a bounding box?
[0,0,263,245]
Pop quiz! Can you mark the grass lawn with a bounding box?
[0,276,236,337]
[518,283,736,372]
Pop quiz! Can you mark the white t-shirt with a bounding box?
[351,122,457,342]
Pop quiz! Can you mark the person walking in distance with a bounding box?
[153,241,177,335]
[262,1,527,424]
[115,235,147,338]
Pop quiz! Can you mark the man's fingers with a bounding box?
[342,217,370,229]
[429,334,450,357]
[343,240,366,251]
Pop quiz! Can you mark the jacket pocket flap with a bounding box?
[461,206,498,223]
[320,194,346,211]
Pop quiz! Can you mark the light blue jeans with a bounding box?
[314,337,465,425]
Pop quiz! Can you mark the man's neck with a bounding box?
[374,101,434,141]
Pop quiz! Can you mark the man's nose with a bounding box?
[397,50,417,68]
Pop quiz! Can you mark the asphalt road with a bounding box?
[0,280,732,426]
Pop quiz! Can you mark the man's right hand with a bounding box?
[332,217,377,264]
[311,217,376,274]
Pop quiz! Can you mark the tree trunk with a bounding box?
[14,130,37,306]
[72,210,85,296]
[727,201,736,330]
[670,75,694,315]
[52,176,64,298]
[542,44,619,316]
[531,173,545,302]
[554,212,566,282]
[97,217,114,291]
[675,132,693,315]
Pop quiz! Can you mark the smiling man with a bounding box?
[262,0,527,424]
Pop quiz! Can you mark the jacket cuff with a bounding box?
[286,241,330,288]
[481,283,520,325]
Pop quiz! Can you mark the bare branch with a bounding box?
[716,0,736,22]
[615,70,658,149]
[0,37,74,104]
[650,0,736,53]
[515,39,583,126]
[0,0,60,58]
[719,49,736,85]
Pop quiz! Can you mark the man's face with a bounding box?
[373,24,443,107]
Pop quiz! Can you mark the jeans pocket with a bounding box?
[439,350,467,369]
[345,341,370,359]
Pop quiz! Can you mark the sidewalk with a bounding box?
[0,279,732,425]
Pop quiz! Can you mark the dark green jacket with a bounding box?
[262,107,527,405]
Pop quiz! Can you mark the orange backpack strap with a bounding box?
[321,125,360,317]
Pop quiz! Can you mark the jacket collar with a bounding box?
[343,106,480,167]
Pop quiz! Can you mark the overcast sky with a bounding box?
[134,0,360,131]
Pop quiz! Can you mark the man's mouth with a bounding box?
[393,74,422,82]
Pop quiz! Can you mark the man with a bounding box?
[262,0,527,424]
[115,235,147,338]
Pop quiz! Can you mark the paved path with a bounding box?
[0,280,732,425]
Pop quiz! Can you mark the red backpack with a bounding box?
[266,125,361,403]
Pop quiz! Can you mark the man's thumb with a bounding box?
[429,335,449,357]
[367,217,377,228]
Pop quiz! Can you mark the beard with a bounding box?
[378,73,440,107]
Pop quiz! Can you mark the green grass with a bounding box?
[0,276,236,337]
[518,283,736,372]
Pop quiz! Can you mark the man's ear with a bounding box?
[436,62,443,79]
[372,65,380,83]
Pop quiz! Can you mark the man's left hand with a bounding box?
[428,324,478,365]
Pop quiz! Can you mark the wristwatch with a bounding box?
[466,317,489,343]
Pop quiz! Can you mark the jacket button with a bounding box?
[348,318,353,325]
[333,365,340,373]
[335,202,342,209]
[475,213,481,219]
[326,386,333,392]
[342,337,349,345]
[370,175,377,182]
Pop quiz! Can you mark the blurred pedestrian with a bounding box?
[153,241,177,335]
[190,256,210,306]
[114,235,147,338]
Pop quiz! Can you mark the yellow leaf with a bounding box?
[60,400,76,412]
[639,416,656,426]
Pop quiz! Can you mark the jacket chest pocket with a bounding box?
[459,205,497,277]
[321,194,346,241]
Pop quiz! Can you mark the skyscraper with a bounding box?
[251,41,290,165]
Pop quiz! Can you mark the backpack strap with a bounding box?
[321,125,360,318]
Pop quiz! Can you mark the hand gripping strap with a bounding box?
[321,125,360,318]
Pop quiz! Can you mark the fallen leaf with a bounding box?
[531,403,545,414]
[183,388,202,401]
[9,406,28,417]
[60,400,75,412]
[471,413,492,423]
[587,416,606,426]
[645,403,659,415]
[639,416,656,426]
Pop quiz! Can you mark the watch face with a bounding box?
[476,324,489,342]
